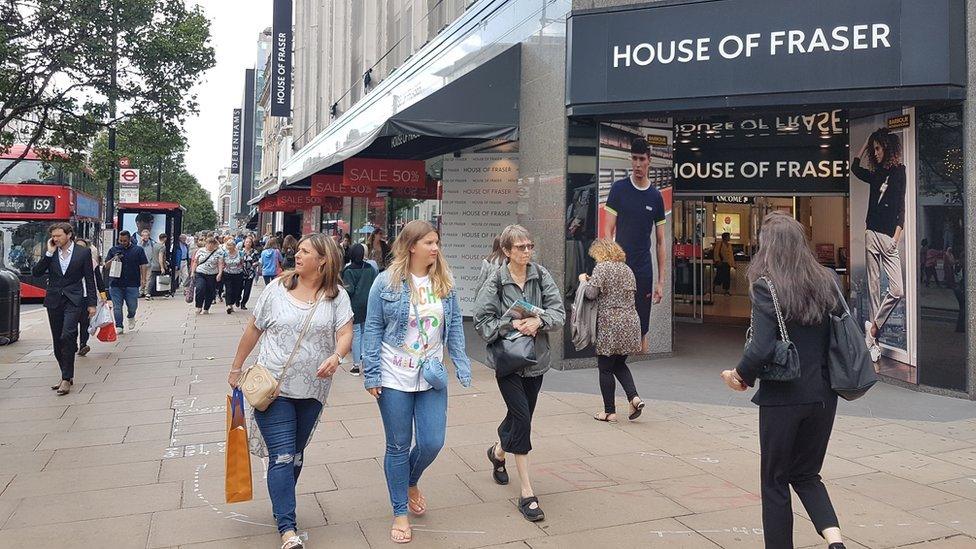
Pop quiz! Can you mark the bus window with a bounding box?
[0,221,49,275]
[0,159,59,184]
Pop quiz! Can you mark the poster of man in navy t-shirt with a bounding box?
[602,137,667,353]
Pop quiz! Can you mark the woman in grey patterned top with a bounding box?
[228,234,353,549]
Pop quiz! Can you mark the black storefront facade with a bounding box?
[563,0,973,398]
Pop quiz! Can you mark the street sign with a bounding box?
[119,187,140,204]
[119,157,131,169]
[119,168,140,187]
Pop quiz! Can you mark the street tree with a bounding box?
[0,0,215,179]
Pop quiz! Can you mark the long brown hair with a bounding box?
[866,128,903,170]
[279,233,343,299]
[748,212,838,325]
[282,235,298,253]
[386,220,454,298]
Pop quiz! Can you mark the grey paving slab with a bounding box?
[45,440,171,470]
[853,451,976,485]
[0,460,160,500]
[0,514,151,548]
[177,522,370,549]
[824,486,961,548]
[676,505,825,549]
[36,425,128,450]
[5,482,182,528]
[828,472,963,511]
[524,518,721,548]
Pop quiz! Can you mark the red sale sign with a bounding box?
[343,158,425,189]
[311,174,375,197]
[259,190,341,212]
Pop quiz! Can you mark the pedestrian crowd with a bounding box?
[32,138,860,549]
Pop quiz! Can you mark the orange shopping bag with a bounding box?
[225,388,253,503]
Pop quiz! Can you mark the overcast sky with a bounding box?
[184,0,272,201]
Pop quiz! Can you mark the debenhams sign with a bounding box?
[567,0,964,108]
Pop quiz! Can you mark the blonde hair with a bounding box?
[588,238,626,263]
[278,233,342,299]
[386,220,454,298]
[226,240,238,254]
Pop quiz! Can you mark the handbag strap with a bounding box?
[760,276,792,344]
[830,277,852,316]
[276,291,325,391]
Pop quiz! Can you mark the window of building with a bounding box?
[915,104,967,391]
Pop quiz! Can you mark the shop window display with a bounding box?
[916,105,967,391]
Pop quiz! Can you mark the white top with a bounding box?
[194,247,221,275]
[251,279,354,403]
[380,274,445,392]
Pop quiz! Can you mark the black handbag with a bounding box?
[827,279,878,400]
[488,334,537,378]
[745,277,801,382]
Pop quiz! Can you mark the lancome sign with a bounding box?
[567,0,965,110]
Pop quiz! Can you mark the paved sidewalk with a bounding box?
[2,292,976,548]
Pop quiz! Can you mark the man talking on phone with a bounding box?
[31,223,97,395]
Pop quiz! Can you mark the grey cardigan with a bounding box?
[473,261,566,377]
[571,281,597,351]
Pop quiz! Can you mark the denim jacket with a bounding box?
[362,270,472,390]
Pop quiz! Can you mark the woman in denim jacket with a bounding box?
[362,220,472,544]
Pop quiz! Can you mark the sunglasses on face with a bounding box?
[512,243,535,252]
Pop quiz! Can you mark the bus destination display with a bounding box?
[0,195,56,214]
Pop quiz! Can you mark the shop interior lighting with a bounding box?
[679,139,691,144]
[820,144,830,148]
[689,147,700,151]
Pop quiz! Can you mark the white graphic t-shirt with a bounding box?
[380,274,445,392]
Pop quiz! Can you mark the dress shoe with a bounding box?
[51,379,74,390]
[78,345,91,357]
[56,380,72,395]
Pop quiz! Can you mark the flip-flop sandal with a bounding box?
[518,496,545,522]
[487,443,509,485]
[593,412,617,423]
[408,492,427,516]
[391,525,413,544]
[629,398,646,421]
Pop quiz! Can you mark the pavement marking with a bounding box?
[410,528,488,535]
[193,463,277,529]
[651,520,965,538]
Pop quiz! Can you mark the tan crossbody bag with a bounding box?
[240,293,323,411]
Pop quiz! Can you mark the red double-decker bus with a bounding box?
[0,146,102,299]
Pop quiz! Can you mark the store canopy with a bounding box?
[281,43,521,185]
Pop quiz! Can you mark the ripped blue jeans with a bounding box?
[253,396,323,534]
[376,387,447,516]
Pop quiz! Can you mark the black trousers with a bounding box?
[597,354,639,414]
[194,273,217,310]
[714,263,731,291]
[496,373,544,455]
[78,314,90,348]
[759,397,840,549]
[241,276,255,307]
[47,301,83,381]
[223,272,244,307]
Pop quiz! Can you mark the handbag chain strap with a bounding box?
[275,291,325,392]
[761,276,792,344]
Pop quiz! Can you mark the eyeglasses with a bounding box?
[512,243,535,252]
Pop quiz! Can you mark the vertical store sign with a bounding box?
[271,0,293,117]
[230,109,242,174]
[440,153,519,315]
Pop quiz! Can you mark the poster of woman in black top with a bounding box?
[849,109,916,378]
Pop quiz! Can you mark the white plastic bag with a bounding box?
[88,301,114,335]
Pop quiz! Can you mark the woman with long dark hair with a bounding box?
[341,243,377,376]
[851,127,906,364]
[477,235,505,290]
[362,220,471,544]
[721,212,847,549]
[282,235,299,270]
[239,236,260,310]
[228,234,353,549]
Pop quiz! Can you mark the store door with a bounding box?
[673,197,708,323]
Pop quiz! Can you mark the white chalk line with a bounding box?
[193,463,277,529]
[651,520,964,538]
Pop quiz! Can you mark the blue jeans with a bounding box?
[253,397,323,534]
[109,286,139,328]
[377,387,447,516]
[351,323,365,366]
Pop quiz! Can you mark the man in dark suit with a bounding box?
[31,222,97,395]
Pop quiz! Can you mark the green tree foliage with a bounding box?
[0,0,214,178]
[90,116,217,233]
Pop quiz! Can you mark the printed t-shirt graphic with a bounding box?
[380,274,445,391]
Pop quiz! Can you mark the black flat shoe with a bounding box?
[518,496,545,522]
[487,443,508,485]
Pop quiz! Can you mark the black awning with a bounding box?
[285,44,521,184]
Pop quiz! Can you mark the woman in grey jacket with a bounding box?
[473,224,565,522]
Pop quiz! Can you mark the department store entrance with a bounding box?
[673,194,849,325]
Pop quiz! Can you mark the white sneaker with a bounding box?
[127,318,136,332]
[864,321,876,349]
[196,308,203,315]
[869,344,882,363]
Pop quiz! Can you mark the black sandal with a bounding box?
[518,496,545,522]
[487,443,509,485]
